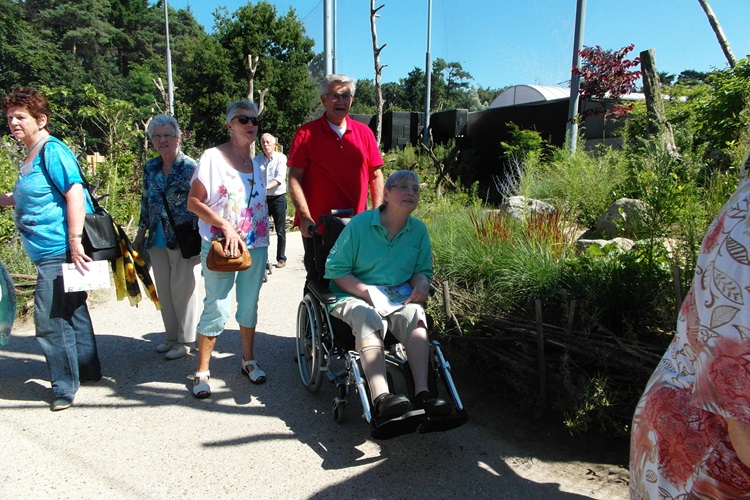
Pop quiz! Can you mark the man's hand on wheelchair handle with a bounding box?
[301,217,315,238]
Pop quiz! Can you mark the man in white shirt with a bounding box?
[255,133,288,267]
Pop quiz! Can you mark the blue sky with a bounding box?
[163,0,750,90]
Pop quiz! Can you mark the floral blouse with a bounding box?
[630,179,750,499]
[137,151,199,250]
[192,147,269,249]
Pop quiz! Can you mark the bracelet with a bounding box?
[69,233,83,239]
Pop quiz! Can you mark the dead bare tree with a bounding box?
[697,0,736,68]
[639,49,679,158]
[247,54,269,117]
[369,0,386,146]
[246,53,269,156]
[152,77,169,113]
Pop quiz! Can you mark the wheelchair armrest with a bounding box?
[307,279,338,305]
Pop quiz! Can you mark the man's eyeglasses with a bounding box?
[233,115,260,126]
[151,134,176,141]
[327,92,353,102]
[392,184,422,195]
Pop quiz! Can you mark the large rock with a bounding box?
[499,196,556,222]
[576,237,635,253]
[583,198,650,239]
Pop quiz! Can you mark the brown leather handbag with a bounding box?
[206,239,251,272]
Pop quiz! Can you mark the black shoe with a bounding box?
[374,393,411,420]
[414,391,452,416]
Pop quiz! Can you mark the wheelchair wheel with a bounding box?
[295,294,324,393]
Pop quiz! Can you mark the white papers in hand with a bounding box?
[366,282,413,314]
[62,261,111,293]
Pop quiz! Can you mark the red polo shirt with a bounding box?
[288,115,383,229]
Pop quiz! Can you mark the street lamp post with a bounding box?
[423,0,432,146]
[164,0,174,115]
[566,0,586,152]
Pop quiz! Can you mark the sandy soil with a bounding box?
[0,230,629,499]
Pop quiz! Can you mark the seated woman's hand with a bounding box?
[405,275,431,305]
[404,287,428,305]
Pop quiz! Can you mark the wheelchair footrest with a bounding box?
[418,409,470,435]
[370,409,425,440]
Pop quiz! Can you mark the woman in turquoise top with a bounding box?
[325,170,450,421]
[133,114,200,361]
[1,87,101,411]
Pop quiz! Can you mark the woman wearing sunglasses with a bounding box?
[187,100,270,399]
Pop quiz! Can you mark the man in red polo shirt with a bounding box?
[288,74,384,280]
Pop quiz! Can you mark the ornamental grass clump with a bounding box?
[430,205,578,321]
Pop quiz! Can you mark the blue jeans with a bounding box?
[267,194,287,263]
[34,255,101,400]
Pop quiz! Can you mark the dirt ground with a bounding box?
[0,230,630,499]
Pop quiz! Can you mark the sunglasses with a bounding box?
[233,115,260,126]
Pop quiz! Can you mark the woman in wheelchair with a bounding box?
[324,170,451,421]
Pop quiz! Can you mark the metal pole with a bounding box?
[332,0,337,74]
[566,0,585,152]
[324,0,332,75]
[422,0,432,146]
[164,0,174,116]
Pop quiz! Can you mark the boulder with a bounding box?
[499,196,556,222]
[583,198,650,239]
[576,237,635,253]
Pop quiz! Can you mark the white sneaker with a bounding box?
[165,344,191,360]
[156,340,177,353]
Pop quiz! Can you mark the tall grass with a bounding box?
[514,146,628,229]
[428,204,578,323]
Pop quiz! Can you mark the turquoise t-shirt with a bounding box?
[324,208,433,305]
[13,137,93,262]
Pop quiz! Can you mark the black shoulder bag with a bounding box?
[158,189,201,259]
[39,142,122,262]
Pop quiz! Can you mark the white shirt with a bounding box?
[254,151,287,196]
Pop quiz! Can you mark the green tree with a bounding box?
[36,0,119,72]
[175,33,235,147]
[689,57,750,171]
[382,82,405,111]
[386,58,483,112]
[211,1,316,147]
[351,79,376,114]
[431,59,472,111]
[677,69,710,85]
[0,1,57,90]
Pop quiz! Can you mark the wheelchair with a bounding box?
[295,211,469,440]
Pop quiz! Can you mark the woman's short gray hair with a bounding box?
[147,114,181,139]
[320,74,356,96]
[385,170,420,190]
[226,100,259,124]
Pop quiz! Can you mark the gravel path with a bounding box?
[0,230,629,499]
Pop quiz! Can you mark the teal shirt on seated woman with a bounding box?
[324,208,433,306]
